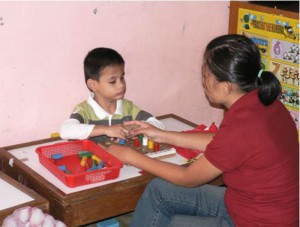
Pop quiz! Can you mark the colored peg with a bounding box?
[142,136,148,146]
[78,151,93,158]
[86,165,98,172]
[92,155,101,164]
[80,155,88,167]
[138,134,143,143]
[119,138,125,145]
[97,160,105,169]
[51,153,63,160]
[92,159,98,167]
[133,138,140,147]
[59,165,66,171]
[154,143,160,152]
[148,140,154,150]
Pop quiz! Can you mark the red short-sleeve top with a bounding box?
[205,89,299,226]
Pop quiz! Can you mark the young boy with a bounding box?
[60,47,164,144]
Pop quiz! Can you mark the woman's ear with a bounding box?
[223,82,233,96]
[87,79,97,92]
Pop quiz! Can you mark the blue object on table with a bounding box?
[58,165,66,171]
[51,153,63,160]
[96,218,119,227]
[86,165,98,172]
[97,160,105,169]
[119,138,125,145]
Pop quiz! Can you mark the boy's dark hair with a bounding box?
[203,34,281,106]
[84,47,125,84]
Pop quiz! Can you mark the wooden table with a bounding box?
[0,171,49,225]
[0,114,222,227]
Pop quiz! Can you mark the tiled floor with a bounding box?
[83,212,133,227]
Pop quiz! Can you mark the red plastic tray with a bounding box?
[36,140,123,188]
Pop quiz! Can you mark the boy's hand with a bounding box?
[104,124,129,140]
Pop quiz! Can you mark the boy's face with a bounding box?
[88,64,126,102]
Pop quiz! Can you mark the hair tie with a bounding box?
[258,69,264,78]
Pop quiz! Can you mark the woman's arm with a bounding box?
[157,130,215,151]
[107,144,222,187]
[125,120,215,151]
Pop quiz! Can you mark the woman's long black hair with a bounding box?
[203,34,281,106]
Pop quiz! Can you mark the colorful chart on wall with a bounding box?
[237,8,299,131]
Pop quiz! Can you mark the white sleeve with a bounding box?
[145,117,166,130]
[59,118,95,140]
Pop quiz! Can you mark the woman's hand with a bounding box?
[124,120,165,143]
[106,144,137,164]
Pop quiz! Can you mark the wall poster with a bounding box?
[237,8,299,131]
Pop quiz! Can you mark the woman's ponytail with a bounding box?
[256,70,282,106]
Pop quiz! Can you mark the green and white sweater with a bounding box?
[60,94,165,143]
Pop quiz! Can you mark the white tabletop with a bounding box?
[7,116,195,194]
[0,177,33,210]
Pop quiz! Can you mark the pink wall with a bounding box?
[0,1,229,147]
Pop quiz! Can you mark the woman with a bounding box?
[107,34,299,226]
